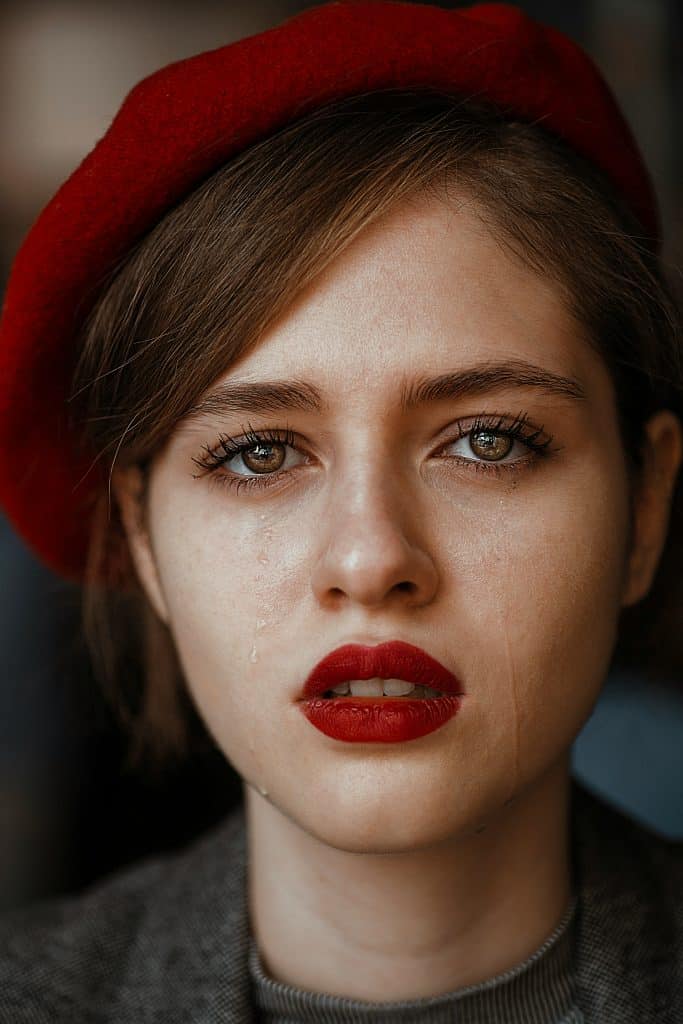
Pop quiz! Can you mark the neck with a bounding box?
[244,755,573,1002]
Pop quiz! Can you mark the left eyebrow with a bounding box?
[181,357,586,426]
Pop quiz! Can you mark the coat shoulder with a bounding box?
[0,850,176,1022]
[0,807,246,1024]
[573,779,682,905]
[571,778,683,1019]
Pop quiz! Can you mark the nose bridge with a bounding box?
[338,432,402,513]
[310,443,438,608]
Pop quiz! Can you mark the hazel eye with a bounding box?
[239,441,287,474]
[191,425,306,495]
[468,430,513,461]
[436,413,554,473]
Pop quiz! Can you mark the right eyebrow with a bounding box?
[399,359,586,409]
[181,357,586,427]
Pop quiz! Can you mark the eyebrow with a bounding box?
[182,358,586,425]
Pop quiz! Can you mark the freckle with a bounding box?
[257,551,269,564]
[475,824,487,834]
[249,644,258,663]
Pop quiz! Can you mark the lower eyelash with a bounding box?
[191,412,556,494]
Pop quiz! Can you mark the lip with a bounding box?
[299,639,464,699]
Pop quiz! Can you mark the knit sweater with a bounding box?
[0,779,681,1023]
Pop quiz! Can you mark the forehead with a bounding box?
[213,193,599,401]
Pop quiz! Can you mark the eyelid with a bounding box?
[191,411,557,493]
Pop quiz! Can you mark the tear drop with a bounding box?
[249,644,258,663]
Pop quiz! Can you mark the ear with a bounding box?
[621,409,683,608]
[112,465,170,625]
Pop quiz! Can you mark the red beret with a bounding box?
[0,0,659,583]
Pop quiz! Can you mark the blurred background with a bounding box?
[1,0,682,913]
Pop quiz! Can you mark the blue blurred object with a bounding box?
[0,514,77,910]
[571,668,683,839]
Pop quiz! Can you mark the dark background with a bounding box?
[1,0,682,914]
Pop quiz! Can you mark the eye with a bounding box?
[462,428,515,461]
[192,411,556,497]
[191,424,307,495]
[435,412,555,474]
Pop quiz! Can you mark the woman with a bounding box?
[0,2,681,1021]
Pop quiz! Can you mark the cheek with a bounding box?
[154,510,305,639]
[145,494,308,765]
[452,458,631,783]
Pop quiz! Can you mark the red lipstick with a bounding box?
[298,640,464,743]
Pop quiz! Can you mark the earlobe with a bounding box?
[621,410,683,608]
[113,465,171,626]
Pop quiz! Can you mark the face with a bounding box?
[116,192,676,853]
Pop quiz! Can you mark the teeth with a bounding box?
[326,679,444,698]
[349,678,386,696]
[382,679,416,696]
[347,678,416,697]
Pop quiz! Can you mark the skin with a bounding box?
[115,192,682,1001]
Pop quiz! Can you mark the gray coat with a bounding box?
[0,779,680,1023]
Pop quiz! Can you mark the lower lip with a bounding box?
[299,695,463,742]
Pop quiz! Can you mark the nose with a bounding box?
[310,462,439,610]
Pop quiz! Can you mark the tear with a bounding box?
[501,604,519,807]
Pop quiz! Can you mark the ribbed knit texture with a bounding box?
[249,891,581,1024]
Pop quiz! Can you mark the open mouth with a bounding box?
[320,679,445,699]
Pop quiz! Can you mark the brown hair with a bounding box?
[68,89,683,765]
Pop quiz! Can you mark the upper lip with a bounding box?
[299,639,464,699]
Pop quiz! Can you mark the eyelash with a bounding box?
[190,412,557,496]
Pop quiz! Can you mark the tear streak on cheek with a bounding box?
[501,607,520,808]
